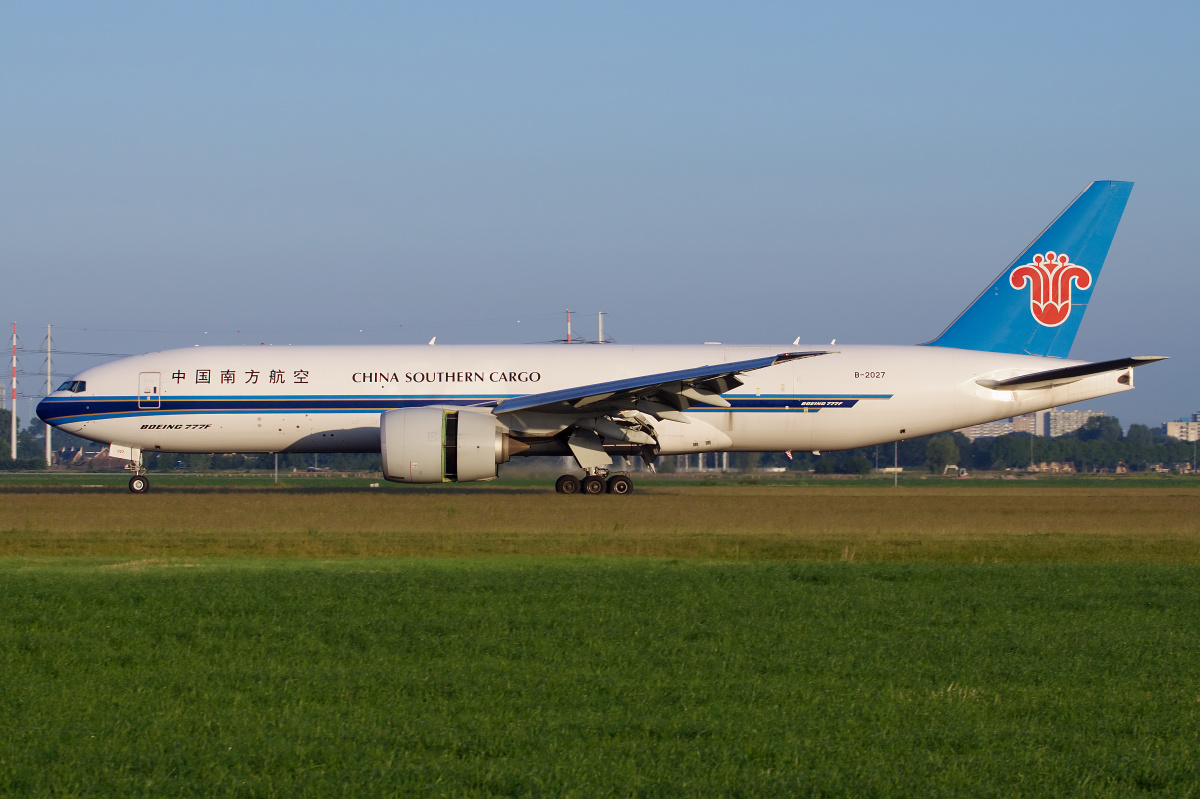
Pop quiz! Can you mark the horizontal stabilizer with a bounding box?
[976,356,1167,391]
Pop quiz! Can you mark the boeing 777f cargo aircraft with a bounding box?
[39,181,1164,494]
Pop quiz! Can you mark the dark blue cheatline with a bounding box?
[38,393,893,425]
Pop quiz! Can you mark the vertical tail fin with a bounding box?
[925,181,1133,358]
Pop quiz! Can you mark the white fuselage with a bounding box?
[40,343,1134,456]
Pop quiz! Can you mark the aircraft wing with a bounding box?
[976,355,1168,391]
[492,351,830,418]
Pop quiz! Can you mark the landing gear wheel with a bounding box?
[581,475,607,495]
[607,475,633,495]
[555,475,581,495]
[128,475,149,494]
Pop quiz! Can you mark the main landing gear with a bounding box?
[555,469,633,495]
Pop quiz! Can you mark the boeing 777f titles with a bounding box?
[39,181,1165,494]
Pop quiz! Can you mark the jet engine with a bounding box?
[380,407,519,483]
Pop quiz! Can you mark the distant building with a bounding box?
[58,445,108,464]
[1164,420,1200,442]
[956,419,1016,441]
[1028,461,1077,473]
[956,408,1103,440]
[1044,409,1105,438]
[957,411,1039,441]
[1014,411,1046,435]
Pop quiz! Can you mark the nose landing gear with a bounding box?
[124,450,150,494]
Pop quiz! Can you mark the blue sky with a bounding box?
[3,2,1197,427]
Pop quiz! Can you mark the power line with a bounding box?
[16,347,132,357]
[43,311,583,337]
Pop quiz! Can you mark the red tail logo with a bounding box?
[1009,252,1092,327]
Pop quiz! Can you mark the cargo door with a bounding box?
[138,372,161,409]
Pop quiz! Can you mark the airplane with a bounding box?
[37,180,1165,494]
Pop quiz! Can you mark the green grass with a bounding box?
[3,484,1198,794]
[2,558,1199,796]
[2,485,1199,561]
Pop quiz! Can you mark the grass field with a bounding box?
[2,559,1199,796]
[3,469,1199,490]
[2,484,1199,795]
[0,484,1198,562]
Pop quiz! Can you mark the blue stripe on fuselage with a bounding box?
[37,393,893,425]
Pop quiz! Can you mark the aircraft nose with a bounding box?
[36,397,56,425]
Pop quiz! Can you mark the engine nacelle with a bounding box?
[380,407,513,483]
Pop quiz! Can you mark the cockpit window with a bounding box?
[56,380,86,393]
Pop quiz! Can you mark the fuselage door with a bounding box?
[138,372,161,410]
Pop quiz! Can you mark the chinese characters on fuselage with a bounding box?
[171,369,309,385]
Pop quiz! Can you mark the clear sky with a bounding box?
[3,1,1197,428]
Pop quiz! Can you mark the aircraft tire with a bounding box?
[606,475,633,495]
[581,475,607,495]
[555,475,581,494]
[129,475,149,494]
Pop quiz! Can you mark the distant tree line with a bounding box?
[733,416,1197,474]
[142,451,382,473]
[0,409,51,470]
[3,407,1195,475]
[0,410,383,472]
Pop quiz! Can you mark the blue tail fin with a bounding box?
[924,181,1133,358]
